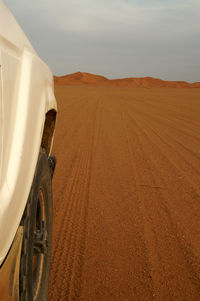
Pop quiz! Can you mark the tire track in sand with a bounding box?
[49,86,200,301]
[49,99,100,301]
[122,110,200,299]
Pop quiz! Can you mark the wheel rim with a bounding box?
[32,188,47,300]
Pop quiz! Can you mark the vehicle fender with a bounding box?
[0,48,56,265]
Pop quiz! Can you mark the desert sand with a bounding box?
[54,72,200,88]
[48,84,200,300]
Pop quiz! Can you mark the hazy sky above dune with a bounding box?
[4,0,200,82]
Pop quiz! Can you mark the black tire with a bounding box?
[20,148,53,301]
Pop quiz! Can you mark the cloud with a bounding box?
[4,0,200,81]
[6,0,199,34]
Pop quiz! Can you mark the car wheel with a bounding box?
[19,148,53,301]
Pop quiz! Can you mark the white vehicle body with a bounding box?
[0,1,57,268]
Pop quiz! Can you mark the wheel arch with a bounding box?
[41,109,57,157]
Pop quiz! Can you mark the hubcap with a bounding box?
[34,221,47,254]
[32,188,46,300]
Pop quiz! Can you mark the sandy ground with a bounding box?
[48,86,200,301]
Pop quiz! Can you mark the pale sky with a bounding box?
[4,0,200,82]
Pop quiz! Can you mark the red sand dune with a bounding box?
[54,72,200,88]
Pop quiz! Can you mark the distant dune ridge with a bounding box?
[54,72,200,88]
